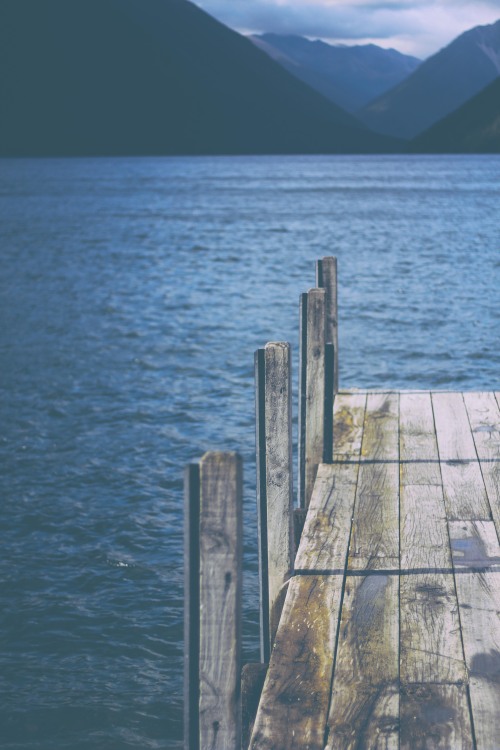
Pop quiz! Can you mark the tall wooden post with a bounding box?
[184,463,200,750]
[184,451,243,750]
[255,342,294,658]
[298,288,326,509]
[316,256,338,394]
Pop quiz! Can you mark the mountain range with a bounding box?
[413,77,500,153]
[359,19,500,139]
[250,34,421,113]
[0,0,498,155]
[0,0,395,156]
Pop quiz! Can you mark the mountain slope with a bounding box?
[0,0,396,156]
[359,19,500,139]
[412,77,500,153]
[251,33,421,112]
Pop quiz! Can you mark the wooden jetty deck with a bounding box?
[184,257,500,750]
[249,389,500,749]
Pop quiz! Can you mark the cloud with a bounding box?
[195,0,500,57]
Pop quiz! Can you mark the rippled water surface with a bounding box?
[1,155,499,748]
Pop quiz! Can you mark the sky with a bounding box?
[195,0,500,58]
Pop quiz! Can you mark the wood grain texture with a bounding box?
[400,392,441,486]
[449,520,500,750]
[199,452,243,750]
[241,663,268,750]
[294,393,365,570]
[249,575,343,750]
[293,507,307,552]
[332,392,367,461]
[298,292,307,510]
[300,288,326,509]
[316,256,338,394]
[250,390,500,746]
[399,393,470,741]
[464,391,500,536]
[251,392,361,747]
[184,463,200,750]
[400,684,474,750]
[432,392,491,520]
[349,393,399,570]
[255,349,270,663]
[327,574,399,749]
[399,394,465,685]
[329,395,400,746]
[400,487,465,684]
[264,342,294,645]
[294,463,358,571]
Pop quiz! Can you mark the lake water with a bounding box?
[1,155,499,749]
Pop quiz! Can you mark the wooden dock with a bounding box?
[250,389,500,749]
[184,257,500,750]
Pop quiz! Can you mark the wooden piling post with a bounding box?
[323,341,334,464]
[298,288,326,508]
[184,463,201,750]
[241,663,268,750]
[316,256,338,394]
[184,451,243,750]
[255,342,294,657]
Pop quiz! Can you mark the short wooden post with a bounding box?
[255,342,294,658]
[298,288,326,508]
[184,451,243,750]
[316,256,339,394]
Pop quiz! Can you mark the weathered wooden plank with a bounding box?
[316,256,339,393]
[360,392,399,462]
[294,394,365,570]
[400,487,466,684]
[262,342,294,647]
[249,575,344,750]
[298,288,326,509]
[332,392,367,461]
[464,391,500,536]
[449,520,500,750]
[294,463,358,571]
[326,574,400,749]
[400,392,441,486]
[339,388,455,396]
[432,392,491,520]
[199,452,243,750]
[400,684,474,749]
[251,410,356,747]
[349,393,399,570]
[399,393,466,686]
[325,394,400,746]
[468,679,500,750]
[184,463,200,750]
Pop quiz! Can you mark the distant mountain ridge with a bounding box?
[250,33,421,112]
[412,77,500,153]
[359,19,500,139]
[0,0,397,156]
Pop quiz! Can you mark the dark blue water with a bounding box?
[1,155,499,749]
